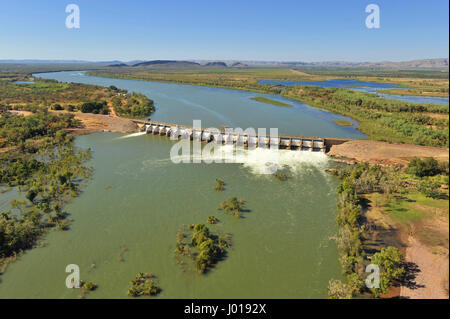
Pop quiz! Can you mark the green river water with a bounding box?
[0,71,367,298]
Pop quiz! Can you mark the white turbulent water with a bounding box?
[117,131,147,139]
[166,141,330,175]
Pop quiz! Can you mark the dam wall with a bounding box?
[132,120,350,152]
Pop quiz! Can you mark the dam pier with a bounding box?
[132,120,350,153]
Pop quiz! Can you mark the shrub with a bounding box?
[82,281,97,291]
[213,179,225,191]
[80,101,108,114]
[418,178,443,199]
[51,104,64,111]
[370,246,405,297]
[327,279,352,299]
[127,273,160,297]
[407,157,440,177]
[206,216,218,224]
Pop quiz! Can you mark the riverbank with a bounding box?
[328,140,449,166]
[67,112,139,135]
[364,191,449,299]
[86,69,449,149]
[2,110,139,138]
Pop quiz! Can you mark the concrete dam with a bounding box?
[133,120,350,152]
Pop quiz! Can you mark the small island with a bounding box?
[333,120,354,127]
[250,96,293,107]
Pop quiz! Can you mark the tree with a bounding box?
[327,279,352,299]
[407,157,440,177]
[370,246,405,297]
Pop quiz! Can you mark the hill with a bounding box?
[132,60,200,68]
[204,61,227,68]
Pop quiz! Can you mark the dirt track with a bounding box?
[401,237,449,299]
[328,140,449,165]
[68,112,139,135]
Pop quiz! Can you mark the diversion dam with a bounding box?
[132,119,350,152]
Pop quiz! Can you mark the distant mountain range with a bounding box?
[1,58,448,69]
[246,58,449,69]
[111,58,450,69]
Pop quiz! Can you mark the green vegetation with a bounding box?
[213,178,225,191]
[0,110,92,274]
[174,224,231,274]
[127,272,160,297]
[283,87,449,147]
[89,68,449,148]
[328,162,405,298]
[405,158,449,199]
[370,247,405,297]
[77,280,98,298]
[328,158,449,298]
[327,279,352,299]
[0,75,138,278]
[273,172,288,181]
[80,101,108,114]
[206,216,218,224]
[218,197,246,218]
[293,67,449,79]
[0,110,80,149]
[111,92,154,118]
[0,78,154,119]
[250,96,293,107]
[407,157,447,177]
[333,120,354,127]
[81,281,97,291]
[0,75,156,277]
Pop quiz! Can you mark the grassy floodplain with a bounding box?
[250,96,293,107]
[333,120,354,127]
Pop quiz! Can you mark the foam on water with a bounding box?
[117,131,146,139]
[173,144,330,175]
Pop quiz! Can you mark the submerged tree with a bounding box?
[213,179,225,191]
[206,216,218,224]
[127,273,160,297]
[174,223,231,274]
[219,197,246,218]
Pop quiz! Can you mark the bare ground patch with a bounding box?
[363,193,449,299]
[328,140,449,166]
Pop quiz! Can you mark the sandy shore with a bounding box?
[400,236,449,299]
[68,112,139,135]
[328,140,449,165]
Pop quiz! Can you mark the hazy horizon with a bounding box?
[1,0,448,62]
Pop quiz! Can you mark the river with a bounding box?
[259,79,449,105]
[0,71,366,298]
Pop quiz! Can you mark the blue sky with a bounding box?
[0,0,448,61]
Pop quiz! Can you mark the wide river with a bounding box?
[260,79,450,105]
[0,72,367,298]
